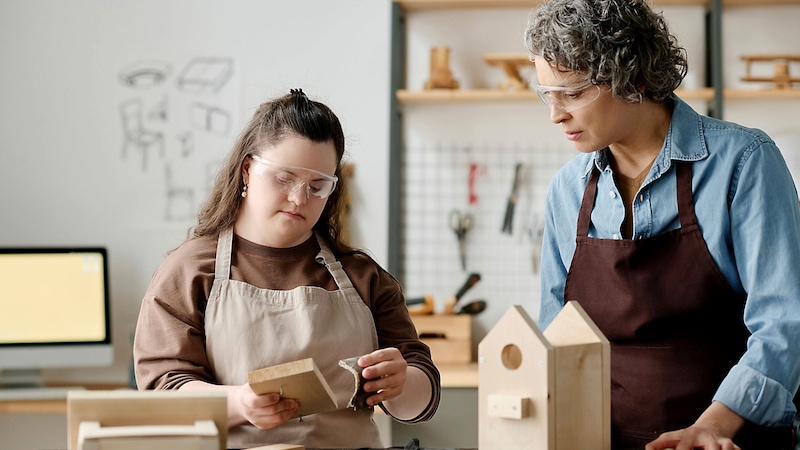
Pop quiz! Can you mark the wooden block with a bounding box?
[487,394,528,419]
[247,445,305,450]
[543,301,611,450]
[78,420,218,450]
[247,358,337,418]
[424,338,472,364]
[412,314,471,339]
[67,390,227,450]
[412,314,472,363]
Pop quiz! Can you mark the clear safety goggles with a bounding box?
[534,80,601,113]
[249,153,338,199]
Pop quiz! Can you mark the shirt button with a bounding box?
[609,191,616,199]
[639,193,644,202]
[612,234,620,240]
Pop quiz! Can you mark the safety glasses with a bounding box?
[249,154,338,199]
[534,80,602,113]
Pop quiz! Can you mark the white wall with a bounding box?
[0,0,393,384]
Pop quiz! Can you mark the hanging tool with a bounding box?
[444,272,481,314]
[450,209,475,271]
[468,162,484,205]
[501,162,523,234]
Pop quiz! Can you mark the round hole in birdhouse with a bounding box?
[501,343,522,370]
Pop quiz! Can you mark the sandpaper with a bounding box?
[338,356,372,411]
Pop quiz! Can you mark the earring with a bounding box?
[241,183,248,198]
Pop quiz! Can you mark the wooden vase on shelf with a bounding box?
[424,46,459,90]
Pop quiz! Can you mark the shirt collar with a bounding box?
[582,95,709,179]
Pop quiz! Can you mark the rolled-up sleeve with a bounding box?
[713,141,800,426]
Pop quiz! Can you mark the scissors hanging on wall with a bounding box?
[450,209,475,271]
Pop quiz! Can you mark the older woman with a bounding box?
[526,1,800,449]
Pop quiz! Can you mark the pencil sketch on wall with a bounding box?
[190,103,231,136]
[119,98,165,171]
[117,56,238,223]
[177,58,234,94]
[164,162,195,221]
[119,60,172,89]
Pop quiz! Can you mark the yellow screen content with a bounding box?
[0,252,107,344]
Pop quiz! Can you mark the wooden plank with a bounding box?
[394,0,710,10]
[247,358,337,418]
[67,390,227,450]
[397,89,539,103]
[396,88,714,104]
[724,88,800,99]
[248,445,305,450]
[78,420,219,450]
[551,343,607,450]
[724,0,800,6]
[543,302,611,450]
[741,54,800,62]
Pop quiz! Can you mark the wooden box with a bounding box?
[411,314,472,364]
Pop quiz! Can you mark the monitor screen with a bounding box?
[0,248,112,387]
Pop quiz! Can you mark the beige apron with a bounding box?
[205,228,382,449]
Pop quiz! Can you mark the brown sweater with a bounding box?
[133,233,440,423]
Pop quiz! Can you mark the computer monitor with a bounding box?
[0,247,113,387]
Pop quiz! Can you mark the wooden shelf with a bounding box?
[394,0,711,10]
[398,89,537,104]
[724,88,800,99]
[397,88,715,105]
[724,0,800,6]
[393,0,800,10]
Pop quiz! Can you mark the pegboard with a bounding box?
[401,142,575,313]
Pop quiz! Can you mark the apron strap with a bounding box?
[314,233,355,291]
[214,227,234,281]
[576,168,601,238]
[675,162,698,228]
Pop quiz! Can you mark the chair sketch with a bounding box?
[164,163,195,221]
[120,98,164,171]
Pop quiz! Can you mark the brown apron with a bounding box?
[204,228,382,449]
[564,161,793,449]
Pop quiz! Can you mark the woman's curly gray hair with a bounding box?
[525,0,687,103]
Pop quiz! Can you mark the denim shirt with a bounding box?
[539,97,800,427]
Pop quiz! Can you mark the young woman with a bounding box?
[526,1,800,449]
[134,89,439,449]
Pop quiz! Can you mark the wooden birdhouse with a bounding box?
[478,302,610,450]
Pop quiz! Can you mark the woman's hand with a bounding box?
[646,401,745,450]
[227,383,300,429]
[357,347,433,420]
[358,347,408,406]
[645,426,741,450]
